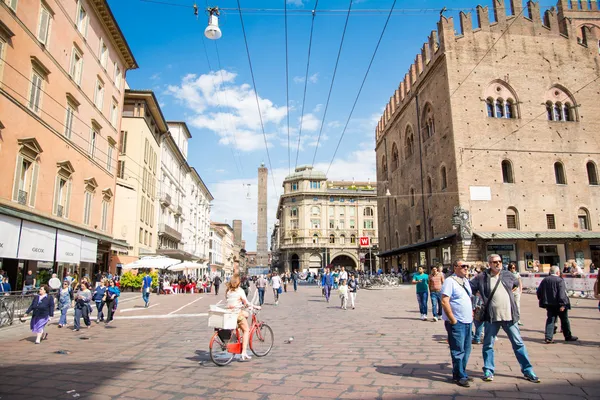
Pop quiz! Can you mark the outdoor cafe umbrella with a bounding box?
[122,256,182,270]
[167,261,205,272]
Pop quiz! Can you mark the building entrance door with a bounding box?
[538,244,561,268]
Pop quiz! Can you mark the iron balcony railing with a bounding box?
[57,205,64,217]
[17,190,28,205]
[159,223,182,242]
[159,192,172,206]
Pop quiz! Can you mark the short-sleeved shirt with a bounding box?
[226,288,248,312]
[441,275,473,324]
[489,275,512,322]
[413,273,429,293]
[429,274,444,292]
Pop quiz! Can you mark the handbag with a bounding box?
[474,274,502,322]
[277,287,282,294]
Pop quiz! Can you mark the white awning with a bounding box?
[168,261,205,271]
[0,214,21,259]
[56,230,81,263]
[80,236,98,263]
[122,256,181,270]
[17,220,56,262]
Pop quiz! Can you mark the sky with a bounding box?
[107,0,553,251]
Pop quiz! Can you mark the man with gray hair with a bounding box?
[537,265,578,344]
[470,254,539,383]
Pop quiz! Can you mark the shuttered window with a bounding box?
[37,3,51,45]
[83,191,92,225]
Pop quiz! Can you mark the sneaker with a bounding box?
[433,316,438,322]
[524,374,540,383]
[565,336,579,342]
[72,329,79,332]
[544,339,555,344]
[518,321,524,326]
[483,372,494,382]
[421,315,427,321]
[472,339,481,345]
[455,378,470,387]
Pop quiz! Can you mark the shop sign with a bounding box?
[487,244,515,251]
[56,230,81,263]
[17,220,56,262]
[0,214,21,259]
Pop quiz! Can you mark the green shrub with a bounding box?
[120,271,142,289]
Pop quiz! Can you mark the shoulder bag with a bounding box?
[474,274,501,322]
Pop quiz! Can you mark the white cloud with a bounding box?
[287,0,305,6]
[165,70,288,152]
[312,104,323,113]
[293,76,304,84]
[308,72,319,83]
[299,113,321,132]
[215,169,226,173]
[327,120,342,129]
[150,73,161,81]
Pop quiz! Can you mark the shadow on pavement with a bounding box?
[0,361,137,399]
[521,335,600,347]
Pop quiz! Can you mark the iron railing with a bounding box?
[57,205,64,217]
[18,190,28,205]
[0,293,39,329]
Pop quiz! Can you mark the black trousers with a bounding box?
[545,306,572,340]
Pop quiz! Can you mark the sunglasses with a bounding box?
[456,265,469,269]
[491,260,502,264]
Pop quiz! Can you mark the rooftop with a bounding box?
[284,165,327,182]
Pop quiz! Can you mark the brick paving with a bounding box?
[0,284,599,399]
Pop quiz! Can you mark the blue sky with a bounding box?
[107,0,545,250]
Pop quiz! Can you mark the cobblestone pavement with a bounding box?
[0,284,599,400]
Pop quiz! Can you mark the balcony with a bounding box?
[18,190,28,205]
[159,192,171,206]
[159,223,182,242]
[175,205,183,216]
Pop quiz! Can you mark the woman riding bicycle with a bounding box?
[225,273,253,361]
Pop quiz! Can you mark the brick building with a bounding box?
[375,0,600,272]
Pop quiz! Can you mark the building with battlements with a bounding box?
[376,0,600,272]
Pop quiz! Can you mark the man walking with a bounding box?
[429,266,444,321]
[441,259,474,387]
[339,266,348,283]
[291,270,298,292]
[256,274,267,306]
[470,254,540,383]
[142,273,152,308]
[322,268,333,303]
[412,267,429,321]
[213,274,221,296]
[537,266,578,343]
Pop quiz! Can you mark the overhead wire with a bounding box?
[310,0,353,166]
[284,0,291,175]
[294,0,319,169]
[236,0,280,198]
[326,0,397,176]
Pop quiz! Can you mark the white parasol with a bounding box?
[121,256,182,270]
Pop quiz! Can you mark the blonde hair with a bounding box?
[225,273,241,293]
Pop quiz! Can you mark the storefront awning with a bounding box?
[474,231,600,240]
[56,230,81,263]
[378,233,456,258]
[0,214,21,259]
[17,220,56,262]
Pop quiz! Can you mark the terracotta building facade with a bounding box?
[375,0,600,272]
[0,0,136,287]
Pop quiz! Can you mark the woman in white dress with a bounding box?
[226,273,252,360]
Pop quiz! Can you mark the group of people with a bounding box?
[319,267,359,309]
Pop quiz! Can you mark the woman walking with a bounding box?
[73,283,92,331]
[24,285,54,344]
[271,273,282,306]
[57,280,73,328]
[348,274,358,310]
[92,279,107,323]
[104,279,121,324]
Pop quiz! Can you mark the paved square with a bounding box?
[0,285,599,399]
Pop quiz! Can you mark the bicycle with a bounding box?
[209,306,274,366]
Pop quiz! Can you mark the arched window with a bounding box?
[554,162,567,184]
[505,99,515,119]
[410,187,415,207]
[427,176,432,197]
[395,231,399,247]
[578,207,590,231]
[486,98,494,117]
[484,81,519,119]
[290,207,298,217]
[394,198,398,215]
[364,207,373,217]
[587,161,598,185]
[506,207,519,230]
[405,127,414,159]
[329,234,335,244]
[340,235,345,245]
[312,233,319,244]
[502,160,514,183]
[408,226,413,245]
[440,166,447,190]
[391,143,399,171]
[495,99,504,118]
[381,154,387,175]
[350,234,356,244]
[545,86,578,122]
[422,103,435,140]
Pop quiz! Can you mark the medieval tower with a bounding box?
[257,163,269,266]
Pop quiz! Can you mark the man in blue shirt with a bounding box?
[321,268,333,303]
[142,273,153,308]
[441,259,473,387]
[412,267,429,320]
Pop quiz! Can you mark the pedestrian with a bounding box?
[508,263,523,326]
[104,279,120,324]
[73,283,92,331]
[92,279,107,323]
[594,273,600,312]
[338,279,349,310]
[292,269,299,292]
[590,263,597,274]
[56,280,73,328]
[1,277,11,294]
[24,285,54,344]
[322,268,333,303]
[256,274,267,305]
[348,273,358,310]
[271,273,282,306]
[22,270,36,294]
[537,265,578,343]
[470,254,540,383]
[48,273,61,293]
[429,266,444,322]
[213,275,222,296]
[142,273,152,308]
[440,260,473,387]
[412,267,430,321]
[339,266,348,282]
[282,273,288,293]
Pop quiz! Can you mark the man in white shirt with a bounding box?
[271,274,282,306]
[339,267,348,282]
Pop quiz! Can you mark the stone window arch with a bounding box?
[554,162,567,184]
[410,187,415,207]
[545,85,578,122]
[364,207,373,217]
[404,126,414,159]
[312,234,319,244]
[391,142,399,171]
[506,207,519,230]
[340,234,346,245]
[587,161,599,185]
[394,198,398,215]
[329,234,335,244]
[427,176,432,197]
[440,165,448,190]
[502,159,515,183]
[484,80,519,119]
[578,207,591,231]
[350,234,356,244]
[422,103,435,140]
[407,226,413,245]
[381,154,387,175]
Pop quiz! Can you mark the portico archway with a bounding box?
[330,254,357,271]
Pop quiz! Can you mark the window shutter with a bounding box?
[53,176,61,214]
[12,155,24,201]
[28,162,40,207]
[38,8,50,44]
[65,180,72,218]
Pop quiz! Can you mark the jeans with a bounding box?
[445,321,473,380]
[482,321,535,376]
[293,280,297,291]
[142,289,150,305]
[105,298,116,322]
[545,306,572,340]
[214,285,220,295]
[258,288,265,306]
[95,301,105,321]
[430,291,442,317]
[23,284,33,294]
[273,288,280,302]
[324,285,332,301]
[417,292,428,315]
[473,320,484,343]
[74,305,90,330]
[59,306,69,326]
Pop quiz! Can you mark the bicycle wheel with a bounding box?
[250,323,274,357]
[209,331,235,366]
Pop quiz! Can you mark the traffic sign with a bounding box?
[359,237,370,247]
